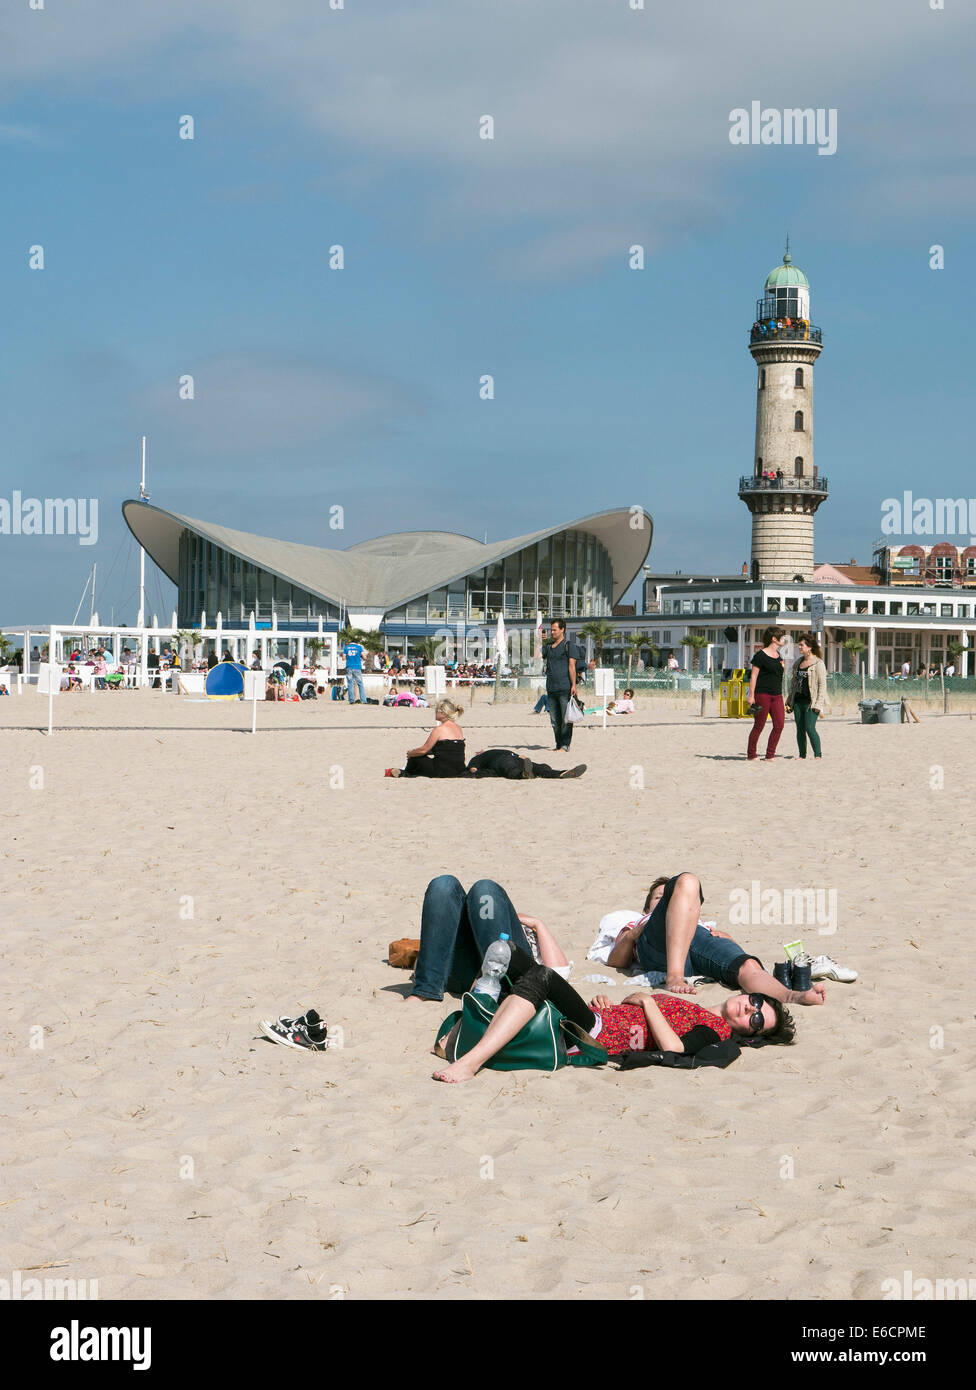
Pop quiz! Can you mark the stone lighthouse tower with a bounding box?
[739,246,827,581]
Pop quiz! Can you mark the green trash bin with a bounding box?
[858,699,882,725]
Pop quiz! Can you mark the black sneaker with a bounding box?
[521,757,535,779]
[260,1008,329,1051]
[560,764,587,778]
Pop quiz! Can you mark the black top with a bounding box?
[431,739,466,773]
[793,665,810,701]
[751,650,784,696]
[543,638,574,693]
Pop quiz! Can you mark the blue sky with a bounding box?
[1,0,973,623]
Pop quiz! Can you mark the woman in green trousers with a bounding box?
[786,635,827,759]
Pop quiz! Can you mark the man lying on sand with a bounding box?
[606,872,830,1008]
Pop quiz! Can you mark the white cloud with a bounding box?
[143,354,418,455]
[3,1,973,268]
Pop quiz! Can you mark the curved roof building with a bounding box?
[122,501,653,632]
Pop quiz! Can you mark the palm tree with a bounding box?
[0,632,16,666]
[417,636,442,666]
[681,633,710,672]
[579,620,615,665]
[946,638,965,668]
[842,636,866,673]
[625,635,655,684]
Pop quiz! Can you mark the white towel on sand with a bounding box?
[587,910,715,987]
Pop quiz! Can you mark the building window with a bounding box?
[889,602,902,615]
[940,604,953,617]
[873,601,886,614]
[759,369,766,390]
[795,456,804,476]
[794,410,804,431]
[794,368,804,388]
[755,457,762,477]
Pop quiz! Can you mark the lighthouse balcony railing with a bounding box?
[750,322,822,345]
[738,475,829,494]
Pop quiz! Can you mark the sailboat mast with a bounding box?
[138,435,148,626]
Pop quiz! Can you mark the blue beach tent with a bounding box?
[205,662,246,700]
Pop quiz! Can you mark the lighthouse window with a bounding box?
[795,456,804,476]
[760,370,766,390]
[794,368,804,388]
[794,411,804,431]
[775,289,799,317]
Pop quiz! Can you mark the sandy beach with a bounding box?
[1,690,972,1301]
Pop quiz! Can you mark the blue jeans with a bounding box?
[345,671,366,703]
[410,876,534,1001]
[633,876,747,988]
[533,693,549,714]
[547,689,573,749]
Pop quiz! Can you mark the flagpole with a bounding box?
[137,436,148,626]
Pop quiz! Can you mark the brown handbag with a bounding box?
[388,938,421,969]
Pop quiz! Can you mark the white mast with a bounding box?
[137,435,149,626]
[89,563,97,624]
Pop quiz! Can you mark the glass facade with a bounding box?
[385,529,614,624]
[178,530,340,626]
[176,526,614,628]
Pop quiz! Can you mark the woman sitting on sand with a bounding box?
[432,957,795,1082]
[386,699,466,778]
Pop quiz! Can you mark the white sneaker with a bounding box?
[809,954,857,983]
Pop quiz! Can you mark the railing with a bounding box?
[738,475,828,493]
[750,323,822,346]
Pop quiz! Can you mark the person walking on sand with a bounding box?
[386,699,466,778]
[746,625,786,760]
[542,618,577,753]
[785,635,827,760]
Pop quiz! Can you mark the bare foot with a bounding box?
[665,975,697,995]
[432,1059,479,1083]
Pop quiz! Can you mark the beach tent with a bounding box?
[205,662,246,700]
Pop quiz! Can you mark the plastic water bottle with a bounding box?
[474,933,511,1001]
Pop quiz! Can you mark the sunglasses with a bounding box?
[747,993,767,1034]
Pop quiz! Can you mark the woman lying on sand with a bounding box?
[431,955,795,1082]
[407,876,569,1002]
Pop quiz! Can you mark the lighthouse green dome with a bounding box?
[765,253,809,290]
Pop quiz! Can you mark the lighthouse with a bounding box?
[739,245,827,581]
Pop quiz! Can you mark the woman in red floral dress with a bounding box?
[433,954,795,1083]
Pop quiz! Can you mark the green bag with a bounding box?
[436,985,608,1073]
